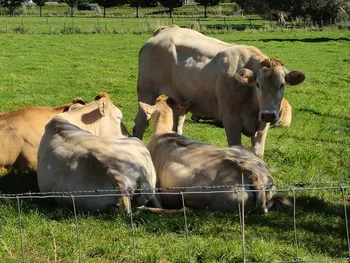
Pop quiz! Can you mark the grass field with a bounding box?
[0,27,350,262]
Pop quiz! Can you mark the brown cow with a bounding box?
[140,97,291,212]
[0,98,85,171]
[133,26,305,158]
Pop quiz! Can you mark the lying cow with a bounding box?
[37,96,159,212]
[191,97,292,128]
[133,26,305,158]
[139,97,291,212]
[0,98,85,171]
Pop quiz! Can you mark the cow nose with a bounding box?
[260,111,278,123]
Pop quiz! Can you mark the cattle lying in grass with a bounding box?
[191,97,292,128]
[133,26,305,158]
[139,97,291,213]
[0,98,86,172]
[37,95,159,212]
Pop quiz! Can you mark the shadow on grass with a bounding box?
[0,169,39,194]
[235,37,350,43]
[297,107,350,121]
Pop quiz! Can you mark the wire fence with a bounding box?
[0,182,349,263]
[0,16,349,35]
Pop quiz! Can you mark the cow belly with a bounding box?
[52,172,116,212]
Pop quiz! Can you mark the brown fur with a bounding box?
[140,97,290,213]
[0,98,86,171]
[95,92,111,101]
[260,57,284,68]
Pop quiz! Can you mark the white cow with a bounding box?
[37,96,159,212]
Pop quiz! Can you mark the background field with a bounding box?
[0,27,350,262]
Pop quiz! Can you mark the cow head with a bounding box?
[235,58,305,123]
[139,96,190,134]
[80,97,125,139]
[94,93,131,138]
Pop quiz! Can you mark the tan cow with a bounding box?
[191,97,292,128]
[37,96,159,212]
[133,26,305,158]
[140,97,291,213]
[0,98,85,172]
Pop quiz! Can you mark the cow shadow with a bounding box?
[234,37,350,43]
[0,169,40,194]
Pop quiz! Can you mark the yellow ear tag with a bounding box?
[147,108,152,114]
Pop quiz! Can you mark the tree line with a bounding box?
[0,0,348,21]
[0,0,222,18]
[236,0,349,21]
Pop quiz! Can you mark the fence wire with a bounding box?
[0,183,349,263]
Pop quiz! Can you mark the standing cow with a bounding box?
[133,26,305,158]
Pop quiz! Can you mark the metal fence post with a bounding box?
[16,196,25,263]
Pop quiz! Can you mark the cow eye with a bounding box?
[280,84,285,89]
[256,83,260,88]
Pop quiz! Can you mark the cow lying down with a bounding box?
[37,95,159,213]
[140,97,291,213]
[0,97,86,172]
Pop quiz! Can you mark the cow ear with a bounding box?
[72,98,86,105]
[235,68,256,85]
[176,100,191,115]
[139,102,154,120]
[98,98,109,116]
[285,70,305,86]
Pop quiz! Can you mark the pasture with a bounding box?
[0,27,350,262]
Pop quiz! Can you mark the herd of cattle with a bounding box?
[0,26,306,214]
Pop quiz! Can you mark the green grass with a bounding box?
[0,28,350,262]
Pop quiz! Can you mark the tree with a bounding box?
[194,0,220,18]
[65,0,78,17]
[158,0,182,18]
[96,0,125,17]
[33,0,46,17]
[129,0,157,18]
[0,0,24,16]
[235,0,347,22]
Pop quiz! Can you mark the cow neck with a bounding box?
[153,107,174,135]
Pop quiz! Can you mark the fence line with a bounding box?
[0,16,349,35]
[0,184,349,263]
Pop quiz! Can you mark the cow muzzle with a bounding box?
[260,110,279,123]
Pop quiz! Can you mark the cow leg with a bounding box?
[136,206,190,214]
[222,114,242,146]
[133,92,157,139]
[251,122,270,159]
[122,195,131,213]
[177,114,186,135]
